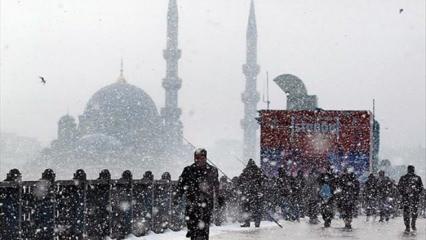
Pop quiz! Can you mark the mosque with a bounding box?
[37,0,261,178]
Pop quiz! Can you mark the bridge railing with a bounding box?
[0,178,186,240]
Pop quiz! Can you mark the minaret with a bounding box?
[241,0,260,161]
[162,0,183,149]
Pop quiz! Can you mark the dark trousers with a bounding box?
[341,204,355,225]
[321,201,334,225]
[242,200,262,225]
[186,202,212,240]
[307,199,320,220]
[403,201,419,229]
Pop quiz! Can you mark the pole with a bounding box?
[266,71,270,110]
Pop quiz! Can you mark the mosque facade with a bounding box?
[38,0,261,178]
[38,0,189,178]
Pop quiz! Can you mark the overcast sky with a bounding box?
[1,0,425,158]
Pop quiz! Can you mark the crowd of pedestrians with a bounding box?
[210,161,424,234]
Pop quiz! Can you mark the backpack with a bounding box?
[319,184,332,201]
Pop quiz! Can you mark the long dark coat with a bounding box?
[176,163,219,239]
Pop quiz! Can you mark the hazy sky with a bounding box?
[1,0,425,157]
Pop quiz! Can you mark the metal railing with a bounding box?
[0,177,186,239]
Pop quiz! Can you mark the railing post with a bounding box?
[86,178,111,239]
[132,179,153,237]
[111,171,133,239]
[0,181,21,240]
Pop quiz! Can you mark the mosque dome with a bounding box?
[78,81,163,151]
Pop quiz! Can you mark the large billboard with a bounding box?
[259,110,373,177]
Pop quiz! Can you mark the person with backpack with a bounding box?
[317,166,336,228]
[398,165,424,233]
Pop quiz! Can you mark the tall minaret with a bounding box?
[162,0,183,149]
[241,0,260,161]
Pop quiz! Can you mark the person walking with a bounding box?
[338,169,360,230]
[291,170,306,221]
[238,159,264,228]
[317,166,336,228]
[277,166,292,221]
[306,168,321,224]
[398,165,423,233]
[175,148,219,240]
[363,173,378,221]
[376,170,393,222]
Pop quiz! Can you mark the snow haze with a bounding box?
[1,0,425,176]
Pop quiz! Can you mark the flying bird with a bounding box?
[39,76,46,85]
[399,8,404,14]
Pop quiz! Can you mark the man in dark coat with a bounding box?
[398,165,423,233]
[238,159,264,227]
[175,148,219,240]
[317,166,336,228]
[338,169,360,229]
[363,173,377,221]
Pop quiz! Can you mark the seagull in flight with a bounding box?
[39,76,46,85]
[399,8,404,14]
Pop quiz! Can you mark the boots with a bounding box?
[240,221,250,228]
[411,218,416,231]
[404,226,410,233]
[324,220,331,228]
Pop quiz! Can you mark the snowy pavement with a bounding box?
[125,217,425,240]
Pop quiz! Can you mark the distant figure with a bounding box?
[317,166,336,228]
[214,176,229,226]
[39,76,46,85]
[238,159,264,227]
[398,165,423,233]
[306,168,320,224]
[291,170,306,221]
[338,169,360,230]
[277,166,292,221]
[363,173,378,221]
[175,148,219,240]
[376,170,393,222]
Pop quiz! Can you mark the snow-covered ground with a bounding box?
[124,217,425,240]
